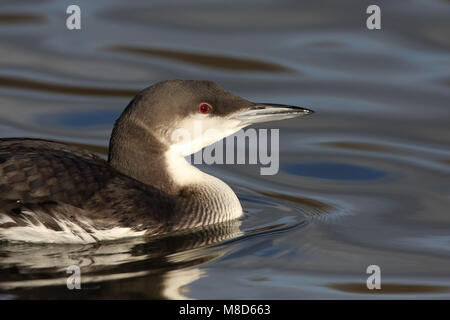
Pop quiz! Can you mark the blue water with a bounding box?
[0,0,449,299]
[39,110,120,128]
[282,162,387,181]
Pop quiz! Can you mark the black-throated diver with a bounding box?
[0,80,313,243]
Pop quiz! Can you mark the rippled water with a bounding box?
[0,0,449,299]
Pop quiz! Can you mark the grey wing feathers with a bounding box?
[0,138,111,206]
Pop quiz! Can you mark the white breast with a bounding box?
[165,149,243,226]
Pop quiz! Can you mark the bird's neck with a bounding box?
[108,120,243,222]
[108,119,176,193]
[165,149,243,225]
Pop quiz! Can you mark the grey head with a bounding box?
[109,80,312,157]
[108,80,313,192]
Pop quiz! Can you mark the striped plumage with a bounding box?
[0,138,176,242]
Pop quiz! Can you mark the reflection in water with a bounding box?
[107,46,294,73]
[0,212,309,299]
[0,220,243,299]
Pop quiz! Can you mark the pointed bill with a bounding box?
[230,103,313,126]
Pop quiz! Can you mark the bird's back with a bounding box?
[0,138,176,243]
[0,138,112,205]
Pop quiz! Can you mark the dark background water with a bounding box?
[0,0,449,299]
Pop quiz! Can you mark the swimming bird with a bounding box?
[0,80,312,243]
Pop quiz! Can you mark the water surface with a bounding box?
[0,0,449,299]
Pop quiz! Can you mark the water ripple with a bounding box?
[0,75,138,97]
[0,14,46,24]
[107,46,294,73]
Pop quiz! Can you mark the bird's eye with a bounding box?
[198,103,211,114]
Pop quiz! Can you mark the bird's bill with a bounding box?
[230,103,313,126]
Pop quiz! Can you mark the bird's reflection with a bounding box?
[0,219,242,299]
[0,192,316,299]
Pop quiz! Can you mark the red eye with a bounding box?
[199,103,211,114]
